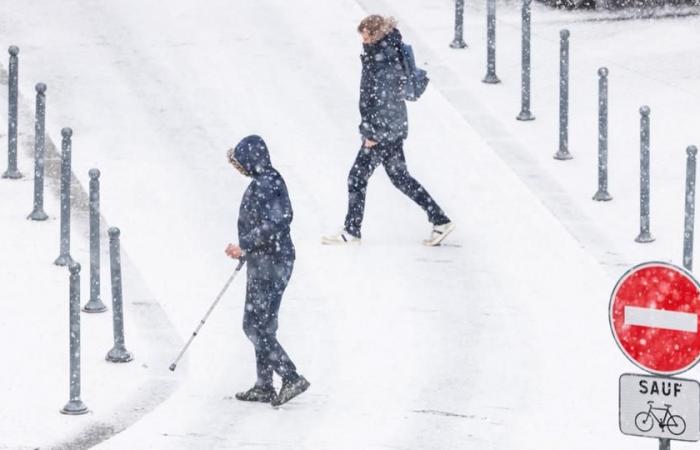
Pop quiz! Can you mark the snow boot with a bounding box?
[321,230,361,245]
[235,385,276,403]
[271,376,310,407]
[423,221,456,246]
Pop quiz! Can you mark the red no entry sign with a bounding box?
[610,261,700,375]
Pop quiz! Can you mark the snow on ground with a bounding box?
[0,0,699,448]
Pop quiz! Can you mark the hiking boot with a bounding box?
[235,385,276,403]
[271,376,310,407]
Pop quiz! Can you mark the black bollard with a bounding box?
[482,0,500,84]
[28,83,49,220]
[60,263,89,415]
[106,228,133,363]
[450,0,468,49]
[593,68,612,201]
[54,128,74,266]
[516,0,535,121]
[684,145,697,271]
[635,106,654,243]
[3,46,21,179]
[83,169,107,313]
[554,30,572,160]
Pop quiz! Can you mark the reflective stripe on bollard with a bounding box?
[60,263,89,415]
[106,227,133,363]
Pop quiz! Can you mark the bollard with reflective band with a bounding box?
[60,263,89,415]
[106,227,133,363]
[29,83,49,220]
[635,106,654,243]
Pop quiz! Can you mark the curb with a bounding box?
[0,63,185,449]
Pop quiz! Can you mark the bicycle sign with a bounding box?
[620,373,700,442]
[635,401,686,435]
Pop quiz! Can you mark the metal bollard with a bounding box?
[659,438,670,450]
[106,227,133,363]
[482,0,500,84]
[593,68,612,201]
[450,0,468,49]
[635,106,654,243]
[60,263,89,415]
[516,0,535,121]
[683,145,697,271]
[28,83,49,220]
[3,46,22,179]
[554,30,572,160]
[83,169,107,313]
[54,128,74,266]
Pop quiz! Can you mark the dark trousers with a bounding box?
[344,139,450,238]
[243,255,298,387]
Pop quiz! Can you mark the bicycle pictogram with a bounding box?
[634,401,687,435]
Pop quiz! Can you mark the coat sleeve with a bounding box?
[238,179,293,253]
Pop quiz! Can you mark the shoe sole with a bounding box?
[321,237,361,245]
[423,223,456,247]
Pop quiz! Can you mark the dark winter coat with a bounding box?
[359,28,408,144]
[234,135,295,260]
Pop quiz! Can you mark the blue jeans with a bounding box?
[344,139,450,238]
[243,255,298,387]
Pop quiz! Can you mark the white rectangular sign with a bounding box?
[620,373,700,442]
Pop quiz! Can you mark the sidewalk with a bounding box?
[367,0,700,276]
[0,72,183,449]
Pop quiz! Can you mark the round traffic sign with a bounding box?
[609,261,700,375]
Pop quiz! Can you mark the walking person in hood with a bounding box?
[322,15,455,246]
[225,135,309,407]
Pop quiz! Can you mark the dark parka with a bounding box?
[233,135,295,260]
[359,28,408,144]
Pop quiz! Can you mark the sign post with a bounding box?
[610,261,700,448]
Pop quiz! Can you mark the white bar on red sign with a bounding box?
[624,306,698,333]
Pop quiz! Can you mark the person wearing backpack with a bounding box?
[322,15,454,246]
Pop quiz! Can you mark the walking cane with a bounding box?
[169,258,246,371]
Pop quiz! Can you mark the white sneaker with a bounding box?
[321,230,361,245]
[423,222,455,246]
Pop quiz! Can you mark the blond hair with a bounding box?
[357,15,397,43]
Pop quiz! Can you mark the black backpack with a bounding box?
[399,43,429,101]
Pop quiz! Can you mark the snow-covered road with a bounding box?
[1,0,698,448]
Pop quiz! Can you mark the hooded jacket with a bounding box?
[233,135,295,259]
[359,28,408,144]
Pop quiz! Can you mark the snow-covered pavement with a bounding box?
[1,0,699,448]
